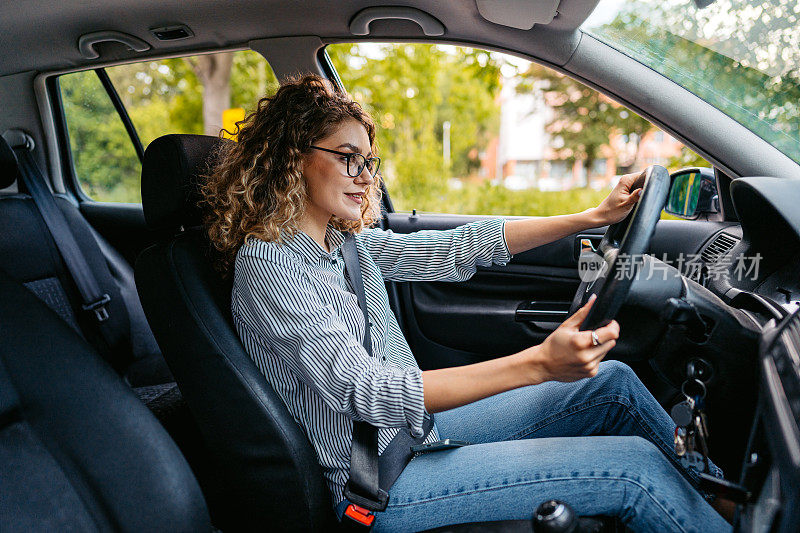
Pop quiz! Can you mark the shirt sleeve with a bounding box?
[234,250,427,435]
[359,217,512,282]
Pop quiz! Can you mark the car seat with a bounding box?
[135,134,335,532]
[0,268,211,531]
[0,134,173,388]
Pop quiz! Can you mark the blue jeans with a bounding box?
[336,360,730,532]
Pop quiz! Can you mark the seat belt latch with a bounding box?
[82,293,111,322]
[344,480,389,512]
[343,503,376,530]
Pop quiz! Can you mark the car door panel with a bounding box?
[408,270,576,355]
[385,212,740,371]
[79,201,164,267]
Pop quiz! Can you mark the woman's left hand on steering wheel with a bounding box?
[593,172,644,226]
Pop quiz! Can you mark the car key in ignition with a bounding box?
[671,378,711,474]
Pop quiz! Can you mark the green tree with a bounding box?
[104,58,203,147]
[230,50,279,114]
[61,51,279,202]
[60,70,142,202]
[516,63,653,173]
[327,44,504,211]
[668,146,708,170]
[187,53,233,135]
[591,0,800,164]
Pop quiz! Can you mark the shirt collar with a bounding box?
[282,225,346,263]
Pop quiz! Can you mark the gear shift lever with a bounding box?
[532,500,611,533]
[532,500,578,533]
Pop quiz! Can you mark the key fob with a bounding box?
[670,398,695,427]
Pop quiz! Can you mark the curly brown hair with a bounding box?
[202,74,381,274]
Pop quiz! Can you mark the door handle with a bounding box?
[515,301,570,323]
[574,234,603,261]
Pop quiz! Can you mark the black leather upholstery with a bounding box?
[0,271,211,532]
[136,134,334,531]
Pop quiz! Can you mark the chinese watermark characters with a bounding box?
[578,252,761,283]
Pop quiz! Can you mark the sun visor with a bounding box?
[476,0,561,30]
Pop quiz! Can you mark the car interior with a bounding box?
[1,1,799,532]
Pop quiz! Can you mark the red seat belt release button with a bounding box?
[344,503,376,528]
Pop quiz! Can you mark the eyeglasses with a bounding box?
[310,146,381,178]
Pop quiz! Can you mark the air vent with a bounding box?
[701,233,739,264]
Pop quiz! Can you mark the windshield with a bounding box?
[583,0,800,165]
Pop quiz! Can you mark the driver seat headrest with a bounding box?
[141,134,231,231]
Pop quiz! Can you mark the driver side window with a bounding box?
[325,43,708,218]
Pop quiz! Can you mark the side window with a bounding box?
[59,71,141,202]
[58,50,278,203]
[326,43,709,217]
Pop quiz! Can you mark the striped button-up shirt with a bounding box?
[232,218,512,506]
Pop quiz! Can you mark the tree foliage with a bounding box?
[60,70,143,202]
[326,44,503,211]
[591,0,800,165]
[60,51,278,202]
[516,64,653,173]
[512,0,800,174]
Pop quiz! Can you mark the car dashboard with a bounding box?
[671,175,800,531]
[723,177,800,318]
[656,175,800,328]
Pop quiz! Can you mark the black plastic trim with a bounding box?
[95,68,144,162]
[714,167,737,222]
[317,47,344,93]
[46,75,86,202]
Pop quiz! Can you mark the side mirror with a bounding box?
[665,167,719,220]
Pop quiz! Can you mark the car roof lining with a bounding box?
[0,0,600,77]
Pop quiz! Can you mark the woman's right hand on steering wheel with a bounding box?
[520,295,620,383]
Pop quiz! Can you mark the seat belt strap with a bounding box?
[341,233,433,513]
[11,145,116,336]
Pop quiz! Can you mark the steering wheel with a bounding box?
[568,165,671,332]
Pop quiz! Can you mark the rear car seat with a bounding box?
[0,133,226,524]
[0,269,212,531]
[0,134,171,389]
[0,134,189,417]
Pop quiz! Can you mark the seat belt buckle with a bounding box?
[82,293,111,322]
[343,480,389,512]
[342,503,376,530]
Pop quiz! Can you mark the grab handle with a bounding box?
[78,31,151,59]
[349,7,445,36]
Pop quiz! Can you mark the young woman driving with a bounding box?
[203,75,730,532]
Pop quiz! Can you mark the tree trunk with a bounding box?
[188,52,234,136]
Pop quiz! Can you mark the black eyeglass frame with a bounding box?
[310,146,381,178]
